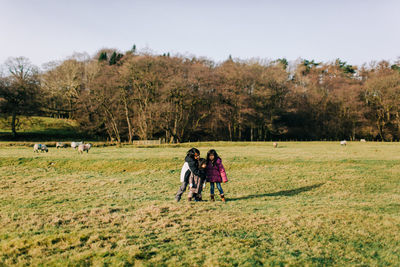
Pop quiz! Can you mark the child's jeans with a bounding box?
[210,182,224,195]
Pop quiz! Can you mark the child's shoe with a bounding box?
[188,197,192,201]
[220,194,226,202]
[210,194,215,201]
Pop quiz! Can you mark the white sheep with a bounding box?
[33,144,48,153]
[340,140,347,146]
[71,141,83,149]
[273,142,278,148]
[78,143,92,154]
[56,142,67,148]
[360,139,366,142]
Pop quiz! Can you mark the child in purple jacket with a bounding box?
[205,149,228,202]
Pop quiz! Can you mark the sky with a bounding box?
[1,0,399,69]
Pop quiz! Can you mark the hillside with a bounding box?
[0,116,88,141]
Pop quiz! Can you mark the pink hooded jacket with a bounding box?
[206,158,228,183]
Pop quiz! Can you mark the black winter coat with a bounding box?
[183,155,206,182]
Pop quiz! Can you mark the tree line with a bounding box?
[1,48,400,142]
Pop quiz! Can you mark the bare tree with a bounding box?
[41,59,84,118]
[363,61,400,140]
[0,57,40,137]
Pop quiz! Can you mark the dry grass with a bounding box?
[0,142,399,266]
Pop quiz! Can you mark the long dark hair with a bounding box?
[207,149,220,165]
[187,147,200,159]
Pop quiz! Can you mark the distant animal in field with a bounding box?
[78,143,92,154]
[360,139,366,142]
[71,141,83,149]
[56,142,67,148]
[273,142,278,148]
[340,140,347,146]
[33,144,48,153]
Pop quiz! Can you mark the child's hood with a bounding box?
[185,155,198,165]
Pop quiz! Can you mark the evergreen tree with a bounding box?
[109,52,117,65]
[336,59,355,74]
[116,53,123,62]
[276,58,288,69]
[391,64,400,73]
[109,52,123,65]
[98,52,108,62]
[302,59,320,75]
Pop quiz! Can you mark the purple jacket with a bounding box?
[206,158,228,183]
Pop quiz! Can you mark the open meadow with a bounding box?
[0,142,399,266]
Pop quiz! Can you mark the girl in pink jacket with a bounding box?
[205,149,228,202]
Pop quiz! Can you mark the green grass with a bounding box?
[0,116,78,130]
[0,142,399,266]
[0,116,89,141]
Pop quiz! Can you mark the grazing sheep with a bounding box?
[273,142,278,148]
[71,141,83,149]
[360,139,366,142]
[33,144,48,153]
[56,142,67,148]
[340,140,347,146]
[78,143,92,154]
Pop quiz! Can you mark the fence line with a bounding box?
[131,139,163,145]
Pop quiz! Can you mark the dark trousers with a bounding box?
[210,182,224,195]
[175,181,188,200]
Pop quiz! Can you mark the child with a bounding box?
[188,158,207,201]
[175,148,205,202]
[206,149,228,202]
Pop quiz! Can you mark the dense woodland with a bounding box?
[1,46,400,142]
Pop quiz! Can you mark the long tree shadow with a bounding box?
[228,183,325,201]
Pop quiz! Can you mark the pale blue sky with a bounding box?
[1,0,399,68]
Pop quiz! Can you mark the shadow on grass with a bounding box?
[228,183,325,201]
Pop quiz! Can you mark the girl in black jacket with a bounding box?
[175,148,206,202]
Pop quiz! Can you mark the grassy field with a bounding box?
[0,116,88,141]
[0,142,399,266]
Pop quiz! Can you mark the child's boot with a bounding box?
[210,194,215,201]
[220,194,226,202]
[188,196,192,201]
